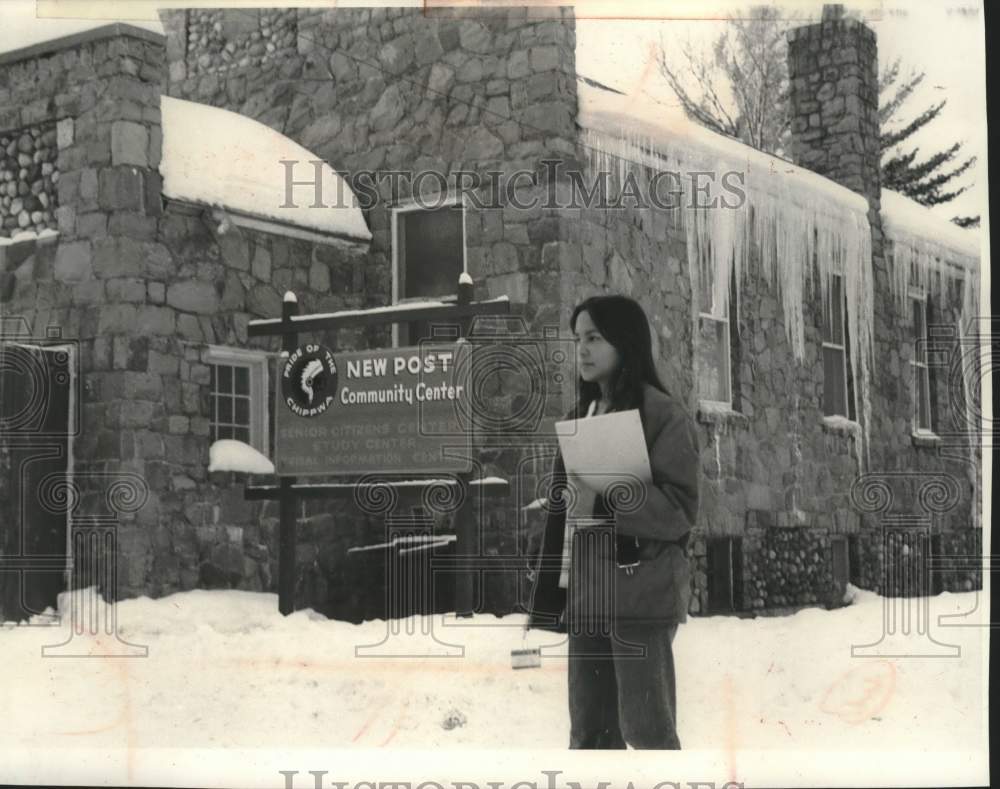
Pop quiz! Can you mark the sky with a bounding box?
[0,0,989,223]
[573,0,988,223]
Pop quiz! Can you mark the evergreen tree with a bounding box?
[655,7,978,225]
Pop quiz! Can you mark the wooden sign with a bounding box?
[274,343,473,475]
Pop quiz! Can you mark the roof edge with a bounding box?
[0,23,164,67]
[164,197,372,247]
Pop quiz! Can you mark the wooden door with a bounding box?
[0,343,71,622]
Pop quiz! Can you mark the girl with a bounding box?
[527,294,701,750]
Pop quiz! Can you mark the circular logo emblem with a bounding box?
[282,344,338,417]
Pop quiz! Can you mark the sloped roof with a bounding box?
[880,189,979,265]
[574,78,870,216]
[159,96,371,243]
[574,78,982,269]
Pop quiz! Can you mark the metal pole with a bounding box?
[278,291,299,616]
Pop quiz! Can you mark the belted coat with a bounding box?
[526,383,701,631]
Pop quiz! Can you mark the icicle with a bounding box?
[579,87,875,463]
[881,190,979,314]
[880,190,981,480]
[957,266,983,529]
[713,429,722,481]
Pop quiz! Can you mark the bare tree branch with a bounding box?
[651,7,975,207]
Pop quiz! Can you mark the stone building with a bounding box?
[0,5,982,623]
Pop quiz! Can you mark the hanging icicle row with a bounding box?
[579,122,875,464]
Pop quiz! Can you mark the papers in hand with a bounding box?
[554,409,652,493]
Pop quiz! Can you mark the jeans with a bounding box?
[567,622,681,749]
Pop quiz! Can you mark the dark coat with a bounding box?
[526,383,701,631]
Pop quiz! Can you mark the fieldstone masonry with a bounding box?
[181,8,299,80]
[0,121,59,237]
[786,5,979,604]
[0,6,982,622]
[159,6,583,617]
[0,25,370,609]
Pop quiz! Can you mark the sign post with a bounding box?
[246,278,512,617]
[454,274,475,618]
[277,292,298,616]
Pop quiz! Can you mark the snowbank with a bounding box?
[159,96,371,242]
[0,584,986,768]
[0,228,58,246]
[208,439,275,474]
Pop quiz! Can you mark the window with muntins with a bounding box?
[911,293,933,433]
[822,273,856,420]
[697,259,734,406]
[204,346,270,455]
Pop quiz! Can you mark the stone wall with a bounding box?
[552,161,874,613]
[159,5,581,617]
[562,67,977,614]
[1,205,370,603]
[850,527,981,595]
[160,5,580,329]
[0,25,375,608]
[0,121,59,237]
[1,9,980,622]
[783,7,979,605]
[182,8,298,78]
[1,27,173,608]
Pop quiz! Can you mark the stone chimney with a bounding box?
[787,5,909,471]
[786,4,881,223]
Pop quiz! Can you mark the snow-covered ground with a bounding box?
[0,585,988,787]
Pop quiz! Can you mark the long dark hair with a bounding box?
[570,295,669,416]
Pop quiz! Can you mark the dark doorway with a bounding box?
[847,534,862,586]
[831,536,849,603]
[707,537,742,613]
[927,534,944,595]
[0,343,72,622]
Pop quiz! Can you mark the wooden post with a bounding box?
[454,273,476,617]
[278,291,299,616]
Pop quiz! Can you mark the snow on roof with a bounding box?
[880,189,980,265]
[247,295,510,330]
[159,96,371,242]
[879,189,980,324]
[575,79,869,216]
[208,439,275,475]
[575,78,876,468]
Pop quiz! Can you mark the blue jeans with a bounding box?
[567,622,681,749]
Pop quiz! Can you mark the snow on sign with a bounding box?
[274,343,473,475]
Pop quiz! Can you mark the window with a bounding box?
[697,260,734,405]
[821,273,856,419]
[203,346,270,455]
[392,199,466,347]
[911,293,933,434]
